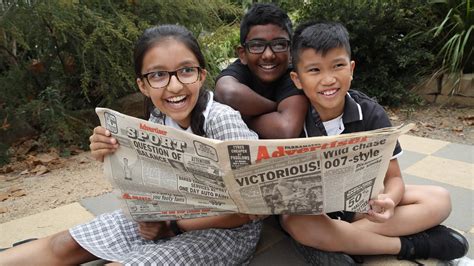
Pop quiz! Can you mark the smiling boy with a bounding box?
[281,21,469,262]
[215,3,307,139]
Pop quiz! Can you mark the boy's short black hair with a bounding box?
[291,21,351,68]
[240,3,292,45]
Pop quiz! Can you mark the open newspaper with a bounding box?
[97,108,413,221]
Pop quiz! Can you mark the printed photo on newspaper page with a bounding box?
[217,125,411,215]
[96,107,413,221]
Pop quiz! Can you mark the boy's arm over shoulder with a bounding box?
[215,60,276,116]
[247,94,308,139]
[216,61,308,139]
[215,75,276,116]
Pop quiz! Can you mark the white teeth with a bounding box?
[167,95,186,103]
[260,65,276,69]
[320,89,337,96]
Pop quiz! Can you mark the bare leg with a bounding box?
[281,185,452,256]
[0,230,98,265]
[352,185,451,236]
[281,214,401,255]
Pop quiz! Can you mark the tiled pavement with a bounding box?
[1,135,472,265]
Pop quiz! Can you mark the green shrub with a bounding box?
[295,0,438,106]
[231,0,306,12]
[428,0,473,74]
[419,0,473,95]
[200,23,241,83]
[0,0,241,165]
[0,142,9,166]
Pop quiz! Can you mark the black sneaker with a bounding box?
[398,225,469,261]
[291,238,357,265]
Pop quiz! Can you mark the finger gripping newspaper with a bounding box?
[96,108,413,221]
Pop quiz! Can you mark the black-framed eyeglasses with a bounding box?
[244,39,290,54]
[141,66,201,89]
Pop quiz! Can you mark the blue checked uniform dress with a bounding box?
[70,93,262,265]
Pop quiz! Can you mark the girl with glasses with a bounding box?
[0,24,261,265]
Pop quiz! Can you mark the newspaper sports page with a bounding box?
[96,108,413,221]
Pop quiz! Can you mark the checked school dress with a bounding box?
[70,92,262,265]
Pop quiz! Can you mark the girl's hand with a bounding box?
[364,194,395,223]
[89,126,119,162]
[138,221,174,240]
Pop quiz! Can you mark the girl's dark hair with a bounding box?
[134,24,208,136]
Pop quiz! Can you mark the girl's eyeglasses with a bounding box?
[141,66,201,89]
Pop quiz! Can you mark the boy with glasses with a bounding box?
[216,3,357,264]
[215,3,307,139]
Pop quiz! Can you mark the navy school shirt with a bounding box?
[216,59,303,102]
[302,89,402,157]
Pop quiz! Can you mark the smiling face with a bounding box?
[137,38,206,129]
[238,24,290,85]
[291,47,355,121]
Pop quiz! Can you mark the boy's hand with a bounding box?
[365,194,395,223]
[138,221,174,240]
[89,126,119,162]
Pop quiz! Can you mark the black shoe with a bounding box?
[398,225,469,261]
[291,238,357,265]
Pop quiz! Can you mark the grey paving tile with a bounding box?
[80,192,120,216]
[433,143,474,164]
[404,174,474,232]
[262,215,282,230]
[255,218,286,255]
[398,150,427,170]
[250,235,307,266]
[363,255,439,265]
[450,256,474,265]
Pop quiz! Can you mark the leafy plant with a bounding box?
[230,0,305,12]
[0,0,242,165]
[425,0,473,95]
[294,0,438,106]
[200,23,241,84]
[0,143,9,165]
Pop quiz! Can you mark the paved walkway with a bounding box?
[1,135,472,265]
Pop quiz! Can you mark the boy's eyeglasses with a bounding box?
[141,66,201,89]
[244,39,290,54]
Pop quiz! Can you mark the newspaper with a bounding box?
[97,107,414,221]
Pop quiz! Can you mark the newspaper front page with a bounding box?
[97,108,413,221]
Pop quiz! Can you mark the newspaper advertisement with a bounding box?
[97,108,413,221]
